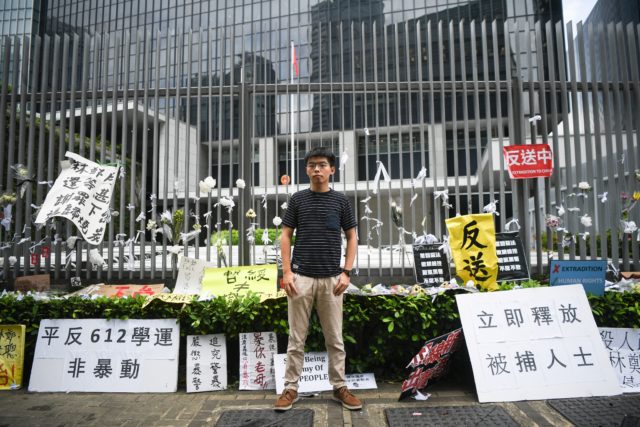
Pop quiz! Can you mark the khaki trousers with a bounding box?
[283,273,346,391]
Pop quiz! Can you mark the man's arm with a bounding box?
[335,227,357,295]
[280,225,297,296]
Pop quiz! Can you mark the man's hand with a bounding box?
[334,272,350,296]
[282,271,298,297]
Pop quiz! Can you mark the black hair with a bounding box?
[304,146,336,167]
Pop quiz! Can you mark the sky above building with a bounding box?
[563,0,597,27]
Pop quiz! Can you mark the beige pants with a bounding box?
[283,273,346,391]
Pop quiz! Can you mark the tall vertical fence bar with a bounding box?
[0,19,638,284]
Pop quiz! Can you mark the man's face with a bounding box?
[305,155,335,184]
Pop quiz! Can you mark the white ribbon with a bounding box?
[372,161,391,195]
[505,218,521,231]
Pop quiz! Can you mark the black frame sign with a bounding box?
[413,244,451,286]
[496,231,529,282]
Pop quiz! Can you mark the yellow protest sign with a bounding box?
[201,264,279,298]
[0,325,26,390]
[445,213,499,291]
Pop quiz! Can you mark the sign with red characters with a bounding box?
[503,143,553,179]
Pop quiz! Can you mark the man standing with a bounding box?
[274,147,362,412]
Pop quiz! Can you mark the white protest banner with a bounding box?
[274,352,377,394]
[173,257,207,295]
[29,319,179,392]
[599,327,640,392]
[187,334,227,393]
[456,285,620,402]
[35,152,119,245]
[239,332,277,390]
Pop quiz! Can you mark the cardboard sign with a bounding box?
[0,325,26,390]
[239,332,277,390]
[550,260,607,296]
[400,328,463,400]
[503,143,553,179]
[66,284,164,298]
[456,285,620,402]
[142,293,195,308]
[496,232,530,282]
[598,327,640,392]
[202,264,278,298]
[14,274,51,292]
[187,334,227,393]
[274,352,377,394]
[29,319,179,392]
[412,244,450,286]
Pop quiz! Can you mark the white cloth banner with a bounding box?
[35,152,119,245]
[456,285,620,402]
[186,334,227,393]
[239,331,277,390]
[598,327,640,392]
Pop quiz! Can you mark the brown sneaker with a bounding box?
[274,388,299,411]
[332,386,362,410]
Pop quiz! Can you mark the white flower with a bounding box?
[146,219,157,231]
[215,196,235,213]
[281,202,288,210]
[167,245,184,255]
[198,180,210,194]
[272,216,282,227]
[245,208,257,219]
[580,214,592,227]
[578,181,591,191]
[160,210,172,224]
[236,178,246,189]
[204,176,216,189]
[556,205,565,217]
[8,256,17,266]
[623,220,637,234]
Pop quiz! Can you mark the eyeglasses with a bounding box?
[306,162,330,169]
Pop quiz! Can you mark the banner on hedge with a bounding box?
[0,325,26,390]
[239,331,277,390]
[187,334,227,393]
[400,328,463,400]
[598,327,640,392]
[446,213,498,289]
[68,284,164,298]
[29,319,179,392]
[456,285,620,402]
[202,264,278,298]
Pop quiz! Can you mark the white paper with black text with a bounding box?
[598,327,640,392]
[29,319,179,392]
[456,285,620,402]
[173,257,207,295]
[239,332,277,390]
[186,334,227,393]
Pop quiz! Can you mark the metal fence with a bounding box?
[0,18,639,285]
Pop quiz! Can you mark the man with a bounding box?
[274,147,362,412]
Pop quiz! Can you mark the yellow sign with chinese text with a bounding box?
[0,325,26,390]
[201,264,279,298]
[445,213,499,291]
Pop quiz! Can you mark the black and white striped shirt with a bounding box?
[282,188,357,278]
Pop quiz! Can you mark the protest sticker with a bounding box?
[173,257,208,295]
[446,213,499,290]
[29,319,179,392]
[456,285,620,402]
[503,143,553,179]
[412,244,450,286]
[274,352,377,394]
[239,332,277,390]
[35,152,120,245]
[550,260,607,296]
[187,334,227,393]
[598,327,640,392]
[202,264,278,298]
[400,328,463,400]
[496,232,530,282]
[0,325,26,390]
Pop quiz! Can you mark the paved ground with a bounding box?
[0,380,575,427]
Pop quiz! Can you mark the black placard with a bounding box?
[412,244,451,286]
[496,231,530,281]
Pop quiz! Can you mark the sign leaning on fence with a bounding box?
[598,327,640,392]
[0,325,26,390]
[456,285,620,402]
[186,334,227,393]
[29,319,179,392]
[34,152,120,245]
[239,331,277,390]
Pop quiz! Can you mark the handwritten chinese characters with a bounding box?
[239,332,276,390]
[599,327,640,392]
[29,319,179,392]
[456,285,620,402]
[0,325,26,390]
[187,334,228,393]
[34,152,120,245]
[201,264,278,299]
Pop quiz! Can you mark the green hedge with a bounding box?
[1,289,639,386]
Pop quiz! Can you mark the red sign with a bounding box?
[503,143,553,179]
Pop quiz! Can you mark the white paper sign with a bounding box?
[274,352,377,394]
[239,331,277,390]
[35,152,119,245]
[186,334,227,393]
[598,327,640,392]
[173,257,207,295]
[29,319,179,392]
[456,285,620,402]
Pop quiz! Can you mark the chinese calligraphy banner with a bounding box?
[186,334,228,393]
[202,264,278,298]
[400,328,463,400]
[34,152,120,245]
[446,213,499,290]
[412,244,451,286]
[29,319,179,392]
[274,352,377,394]
[598,328,640,392]
[502,143,553,179]
[456,285,620,402]
[550,260,607,296]
[239,331,277,390]
[0,325,26,390]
